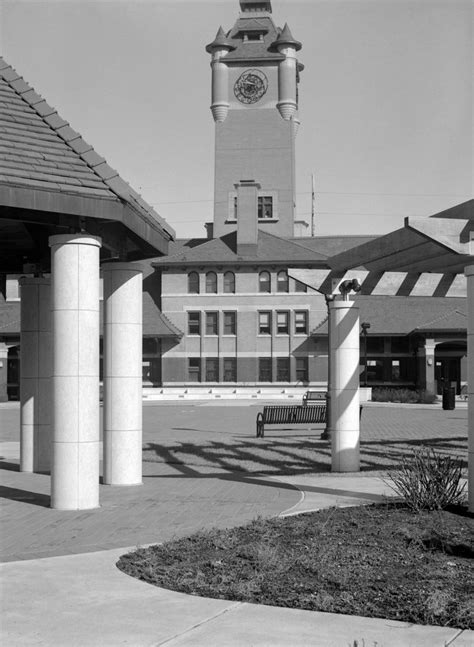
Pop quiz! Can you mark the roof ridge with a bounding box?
[413,308,467,330]
[0,57,175,240]
[258,229,328,259]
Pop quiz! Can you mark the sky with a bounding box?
[1,0,472,240]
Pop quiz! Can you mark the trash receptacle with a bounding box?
[442,386,455,410]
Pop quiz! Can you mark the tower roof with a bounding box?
[205,26,236,54]
[272,23,302,52]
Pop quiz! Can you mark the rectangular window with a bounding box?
[366,359,384,382]
[223,311,236,335]
[258,196,273,219]
[188,358,201,382]
[295,311,308,334]
[296,357,308,382]
[294,279,307,293]
[205,358,219,382]
[188,311,201,335]
[276,311,289,335]
[276,358,290,382]
[205,312,218,335]
[258,311,271,334]
[223,358,237,382]
[259,358,272,382]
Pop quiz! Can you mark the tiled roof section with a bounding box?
[206,26,236,53]
[294,236,379,257]
[271,23,301,51]
[223,15,284,62]
[153,230,329,266]
[0,58,174,239]
[0,291,182,339]
[142,300,183,337]
[312,296,467,336]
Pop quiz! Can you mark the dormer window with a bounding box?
[244,32,263,42]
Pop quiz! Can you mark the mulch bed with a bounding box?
[117,503,474,629]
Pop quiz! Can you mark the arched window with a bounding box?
[205,271,217,293]
[188,272,199,294]
[223,271,235,294]
[259,271,271,293]
[277,270,289,293]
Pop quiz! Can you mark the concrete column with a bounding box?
[0,343,8,403]
[102,263,143,486]
[329,299,360,472]
[19,277,51,473]
[418,338,436,394]
[321,295,333,440]
[49,234,101,510]
[465,265,474,512]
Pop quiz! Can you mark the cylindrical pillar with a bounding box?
[277,45,297,120]
[465,265,474,511]
[210,50,229,123]
[20,277,51,473]
[49,234,101,510]
[329,299,360,472]
[102,263,143,486]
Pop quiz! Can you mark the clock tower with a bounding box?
[206,0,303,240]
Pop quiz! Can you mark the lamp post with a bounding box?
[361,322,371,387]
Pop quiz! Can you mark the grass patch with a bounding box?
[117,504,473,629]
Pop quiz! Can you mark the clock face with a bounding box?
[234,69,268,104]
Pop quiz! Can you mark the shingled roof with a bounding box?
[313,295,467,336]
[0,57,175,271]
[152,230,329,267]
[0,293,182,339]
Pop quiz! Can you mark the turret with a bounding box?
[272,23,302,121]
[206,27,235,122]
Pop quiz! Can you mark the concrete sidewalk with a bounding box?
[1,402,472,646]
[2,543,472,647]
[1,469,473,647]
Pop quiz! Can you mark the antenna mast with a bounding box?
[311,174,316,237]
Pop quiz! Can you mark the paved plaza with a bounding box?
[1,400,472,646]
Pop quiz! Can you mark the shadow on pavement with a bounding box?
[0,485,50,507]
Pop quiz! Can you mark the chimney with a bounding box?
[204,222,214,239]
[235,180,260,256]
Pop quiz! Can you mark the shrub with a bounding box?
[372,387,437,404]
[385,447,466,512]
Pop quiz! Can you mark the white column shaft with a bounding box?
[465,265,474,512]
[102,263,143,485]
[329,300,360,472]
[49,234,101,510]
[20,277,51,473]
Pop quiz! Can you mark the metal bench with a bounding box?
[302,390,327,405]
[256,404,326,438]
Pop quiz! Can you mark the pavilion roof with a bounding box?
[0,57,175,271]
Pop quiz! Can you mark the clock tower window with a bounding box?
[258,196,273,219]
